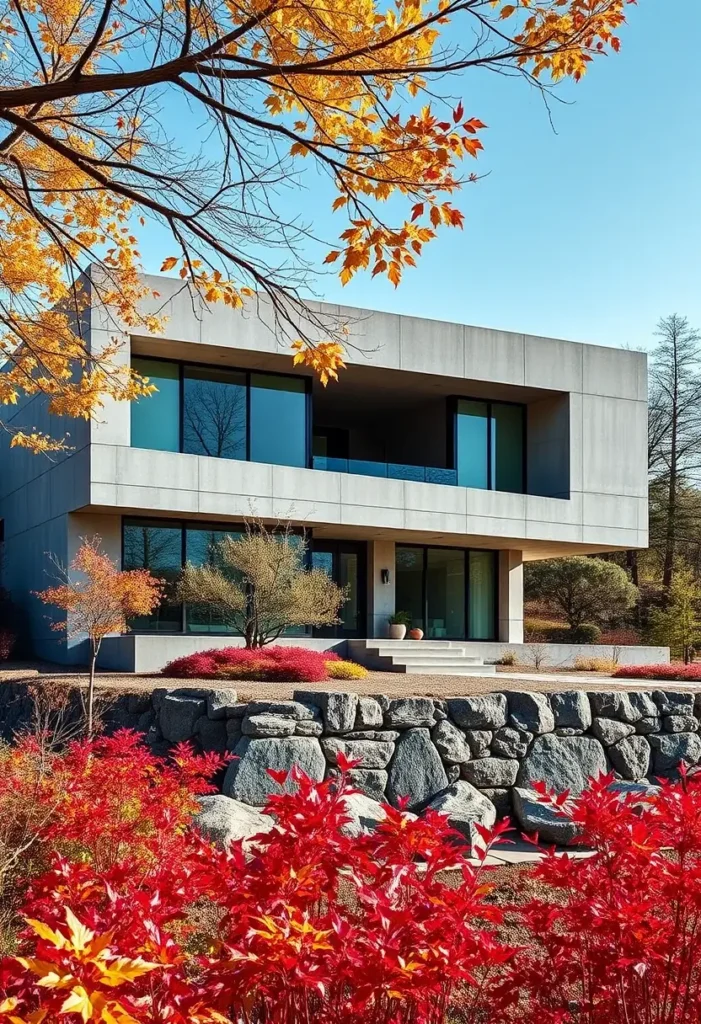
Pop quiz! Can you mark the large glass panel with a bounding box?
[492,403,524,493]
[183,365,246,460]
[250,373,307,467]
[184,526,243,633]
[131,358,180,452]
[394,547,424,632]
[338,551,359,634]
[468,550,496,640]
[123,519,183,631]
[426,548,465,638]
[456,400,489,489]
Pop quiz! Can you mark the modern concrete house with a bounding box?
[0,273,655,673]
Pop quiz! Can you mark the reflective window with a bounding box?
[183,366,246,460]
[184,526,242,633]
[250,374,307,468]
[456,400,489,489]
[131,358,180,452]
[492,403,524,493]
[123,519,183,631]
[426,547,465,639]
[455,399,525,493]
[395,546,425,632]
[469,550,496,640]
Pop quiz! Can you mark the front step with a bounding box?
[350,638,497,676]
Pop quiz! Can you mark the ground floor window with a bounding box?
[121,518,363,637]
[395,545,497,640]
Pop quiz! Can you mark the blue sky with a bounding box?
[142,0,700,352]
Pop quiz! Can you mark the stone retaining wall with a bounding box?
[2,684,699,844]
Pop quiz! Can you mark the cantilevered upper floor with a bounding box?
[0,273,649,559]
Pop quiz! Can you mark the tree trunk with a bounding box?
[662,334,679,593]
[87,639,98,738]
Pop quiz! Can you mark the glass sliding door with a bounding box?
[491,403,524,493]
[454,398,525,493]
[131,358,180,452]
[468,550,496,640]
[426,547,465,639]
[395,546,425,632]
[394,545,497,640]
[250,373,307,468]
[311,541,366,637]
[183,366,247,460]
[456,400,489,489]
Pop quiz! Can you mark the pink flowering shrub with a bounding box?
[163,644,339,682]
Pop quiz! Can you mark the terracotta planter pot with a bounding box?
[388,623,407,640]
[408,628,424,640]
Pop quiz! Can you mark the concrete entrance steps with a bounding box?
[348,639,497,676]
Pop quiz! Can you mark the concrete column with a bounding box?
[498,550,524,643]
[367,539,395,638]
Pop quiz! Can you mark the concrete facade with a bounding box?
[0,273,649,667]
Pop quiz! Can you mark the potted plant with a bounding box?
[388,610,412,640]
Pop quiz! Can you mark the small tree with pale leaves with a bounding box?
[177,520,345,648]
[37,537,163,736]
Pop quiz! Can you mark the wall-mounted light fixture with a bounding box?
[381,568,390,585]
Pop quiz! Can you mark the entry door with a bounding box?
[311,541,366,637]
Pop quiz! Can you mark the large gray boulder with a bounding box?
[247,700,317,720]
[320,738,395,769]
[387,728,448,809]
[551,691,592,731]
[426,781,496,848]
[517,734,608,796]
[241,713,297,738]
[462,758,519,788]
[512,788,579,845]
[223,737,326,805]
[340,793,388,837]
[492,726,530,760]
[160,692,207,742]
[591,717,636,746]
[588,692,640,724]
[384,697,436,729]
[347,769,388,801]
[294,691,358,733]
[508,692,554,735]
[431,720,471,763]
[447,695,507,730]
[206,690,238,720]
[464,730,493,758]
[665,715,698,734]
[653,691,695,716]
[649,733,701,777]
[636,716,661,735]
[609,735,651,780]
[627,692,658,720]
[194,795,274,847]
[355,697,383,729]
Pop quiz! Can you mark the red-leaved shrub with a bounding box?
[598,627,641,647]
[163,644,338,682]
[614,661,701,681]
[511,769,701,1022]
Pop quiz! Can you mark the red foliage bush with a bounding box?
[163,644,338,682]
[511,769,701,1022]
[614,661,701,681]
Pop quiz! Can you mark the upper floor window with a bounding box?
[130,357,308,469]
[455,398,525,493]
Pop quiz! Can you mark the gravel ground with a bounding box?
[0,660,696,702]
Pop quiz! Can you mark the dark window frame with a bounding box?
[131,354,312,467]
[395,542,499,641]
[448,396,527,494]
